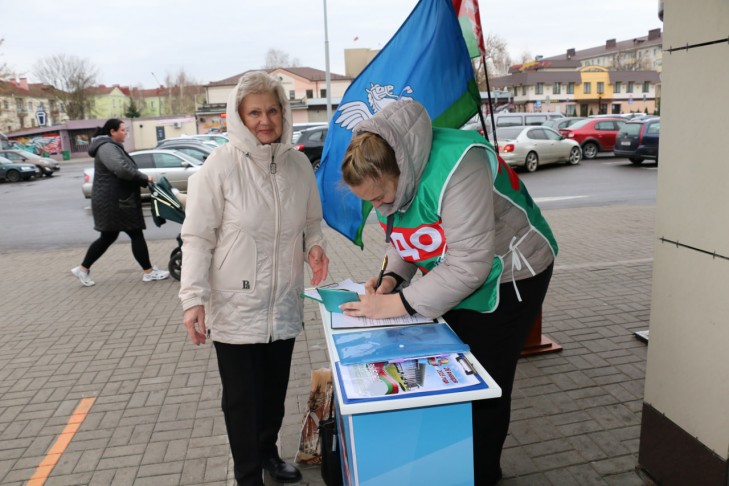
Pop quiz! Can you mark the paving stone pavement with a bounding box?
[0,204,655,486]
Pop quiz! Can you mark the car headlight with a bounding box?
[21,166,34,171]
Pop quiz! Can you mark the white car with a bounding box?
[82,149,202,198]
[496,126,582,172]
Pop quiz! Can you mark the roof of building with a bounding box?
[544,28,663,61]
[0,79,59,98]
[207,67,350,87]
[508,59,582,73]
[87,84,132,96]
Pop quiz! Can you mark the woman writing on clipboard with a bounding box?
[339,100,556,485]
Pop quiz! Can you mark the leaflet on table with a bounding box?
[333,323,469,365]
[335,352,487,403]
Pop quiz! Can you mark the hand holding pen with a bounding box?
[365,255,393,295]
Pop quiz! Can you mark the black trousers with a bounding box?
[82,229,152,270]
[444,263,553,486]
[214,338,296,486]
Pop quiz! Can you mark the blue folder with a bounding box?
[333,323,469,365]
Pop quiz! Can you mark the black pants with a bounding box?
[82,229,152,270]
[444,264,553,486]
[214,338,296,486]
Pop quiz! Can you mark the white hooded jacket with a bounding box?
[178,77,326,344]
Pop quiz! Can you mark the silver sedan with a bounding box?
[82,149,202,198]
[495,126,582,172]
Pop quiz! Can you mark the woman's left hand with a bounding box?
[307,245,329,285]
[340,293,406,320]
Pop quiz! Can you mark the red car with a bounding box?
[559,117,626,159]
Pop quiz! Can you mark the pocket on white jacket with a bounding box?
[211,229,257,292]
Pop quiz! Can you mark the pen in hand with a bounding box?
[375,255,388,291]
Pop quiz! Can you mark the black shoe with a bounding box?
[262,456,302,483]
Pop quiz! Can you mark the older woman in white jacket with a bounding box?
[179,71,328,486]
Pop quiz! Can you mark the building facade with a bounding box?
[0,78,69,133]
[492,63,660,116]
[88,85,131,119]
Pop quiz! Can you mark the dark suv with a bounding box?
[293,126,328,171]
[613,118,660,165]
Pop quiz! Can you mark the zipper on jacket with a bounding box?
[268,153,281,341]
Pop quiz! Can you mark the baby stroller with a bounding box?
[149,177,185,280]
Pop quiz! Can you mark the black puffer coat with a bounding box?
[88,136,149,232]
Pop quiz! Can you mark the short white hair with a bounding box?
[235,71,286,109]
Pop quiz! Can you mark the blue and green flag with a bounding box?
[316,0,480,248]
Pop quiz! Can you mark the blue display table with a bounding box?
[320,306,502,486]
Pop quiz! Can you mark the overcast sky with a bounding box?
[1,0,662,88]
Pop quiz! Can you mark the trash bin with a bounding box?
[61,150,71,161]
[42,152,50,158]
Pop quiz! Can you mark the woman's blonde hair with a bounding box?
[235,71,286,110]
[341,131,400,186]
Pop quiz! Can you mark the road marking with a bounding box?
[27,397,96,486]
[534,195,588,203]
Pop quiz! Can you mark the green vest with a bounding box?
[377,127,558,313]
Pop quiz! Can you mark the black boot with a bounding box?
[262,456,302,483]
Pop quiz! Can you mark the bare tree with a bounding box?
[519,51,533,64]
[263,49,300,69]
[163,68,205,115]
[33,54,99,119]
[485,33,512,76]
[473,33,513,90]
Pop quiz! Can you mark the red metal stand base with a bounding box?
[521,310,562,357]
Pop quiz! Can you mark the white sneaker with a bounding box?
[143,266,170,282]
[71,266,95,287]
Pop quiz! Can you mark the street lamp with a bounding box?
[322,0,332,121]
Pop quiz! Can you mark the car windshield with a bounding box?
[620,124,643,136]
[495,127,525,140]
[567,119,592,130]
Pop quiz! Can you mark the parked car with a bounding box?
[185,134,228,146]
[542,117,586,132]
[460,116,486,136]
[293,122,327,133]
[613,117,660,164]
[292,126,328,171]
[0,149,61,176]
[0,155,41,182]
[154,139,214,163]
[559,117,626,159]
[495,126,582,172]
[82,149,202,198]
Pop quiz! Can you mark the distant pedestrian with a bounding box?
[71,118,169,286]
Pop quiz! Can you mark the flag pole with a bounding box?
[479,55,499,153]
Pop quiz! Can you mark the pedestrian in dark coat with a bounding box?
[70,118,170,286]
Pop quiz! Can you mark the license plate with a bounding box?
[620,141,631,146]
